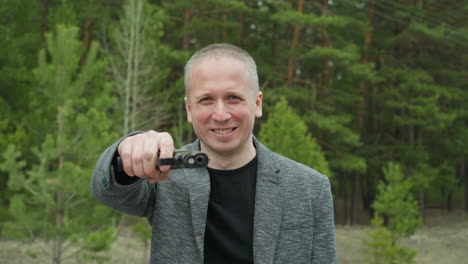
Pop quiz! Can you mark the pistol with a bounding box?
[116,150,209,172]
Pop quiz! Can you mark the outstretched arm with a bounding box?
[91,130,175,218]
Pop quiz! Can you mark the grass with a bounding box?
[337,209,468,264]
[1,210,467,263]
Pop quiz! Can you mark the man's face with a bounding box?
[184,57,263,156]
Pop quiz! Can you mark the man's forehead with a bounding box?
[193,56,244,69]
[191,57,248,79]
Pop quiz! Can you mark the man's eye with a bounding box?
[228,95,241,101]
[199,98,212,103]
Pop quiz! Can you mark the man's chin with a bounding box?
[202,141,239,155]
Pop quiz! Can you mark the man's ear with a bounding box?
[255,92,263,118]
[184,97,193,123]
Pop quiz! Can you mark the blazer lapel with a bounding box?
[253,140,283,264]
[186,167,210,258]
[183,140,211,258]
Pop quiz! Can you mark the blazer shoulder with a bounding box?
[269,152,330,199]
[255,138,329,185]
[267,151,333,213]
[273,152,327,180]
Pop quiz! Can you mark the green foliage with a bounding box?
[0,0,42,109]
[383,67,456,133]
[82,254,112,264]
[373,162,422,241]
[35,25,106,103]
[106,0,174,134]
[364,162,421,263]
[0,145,26,192]
[363,217,417,264]
[48,0,79,27]
[1,194,50,240]
[408,161,439,193]
[0,2,42,226]
[26,249,39,259]
[130,219,151,244]
[304,110,366,173]
[259,97,331,177]
[0,24,117,262]
[84,227,116,252]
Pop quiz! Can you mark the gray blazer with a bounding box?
[91,137,337,264]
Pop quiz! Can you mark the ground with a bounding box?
[1,210,467,263]
[337,209,468,264]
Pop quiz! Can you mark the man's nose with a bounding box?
[212,102,231,122]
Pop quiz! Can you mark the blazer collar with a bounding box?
[183,137,283,264]
[252,138,283,264]
[181,139,209,258]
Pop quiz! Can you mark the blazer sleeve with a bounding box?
[312,177,338,264]
[90,134,156,220]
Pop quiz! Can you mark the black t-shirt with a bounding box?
[203,156,258,264]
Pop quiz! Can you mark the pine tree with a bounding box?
[363,217,417,264]
[0,24,117,264]
[359,0,467,217]
[259,97,331,177]
[0,0,44,232]
[265,0,371,224]
[363,162,421,264]
[104,0,172,134]
[373,162,421,241]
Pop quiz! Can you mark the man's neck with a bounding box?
[202,139,257,170]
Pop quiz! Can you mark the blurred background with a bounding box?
[0,0,467,263]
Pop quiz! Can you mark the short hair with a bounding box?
[184,43,259,96]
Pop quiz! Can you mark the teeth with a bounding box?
[213,129,233,134]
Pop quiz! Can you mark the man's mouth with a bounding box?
[212,128,235,134]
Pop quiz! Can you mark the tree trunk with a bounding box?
[286,0,305,86]
[419,191,425,222]
[351,173,360,225]
[81,0,96,65]
[416,0,423,8]
[131,0,143,132]
[41,0,49,36]
[81,20,93,65]
[461,154,467,213]
[358,0,374,128]
[123,0,137,135]
[214,15,220,42]
[53,106,65,264]
[271,22,277,58]
[341,173,350,225]
[362,0,374,63]
[239,13,245,43]
[349,0,375,226]
[447,191,453,212]
[54,159,64,264]
[183,8,191,51]
[222,13,227,41]
[321,0,329,90]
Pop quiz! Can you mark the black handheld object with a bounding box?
[116,150,209,173]
[158,150,209,169]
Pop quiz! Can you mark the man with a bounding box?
[91,43,337,264]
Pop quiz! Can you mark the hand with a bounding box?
[117,130,174,183]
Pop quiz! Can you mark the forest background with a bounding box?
[0,0,467,263]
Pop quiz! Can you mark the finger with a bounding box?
[131,138,145,177]
[157,132,174,172]
[147,170,170,183]
[118,139,135,176]
[143,134,158,177]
